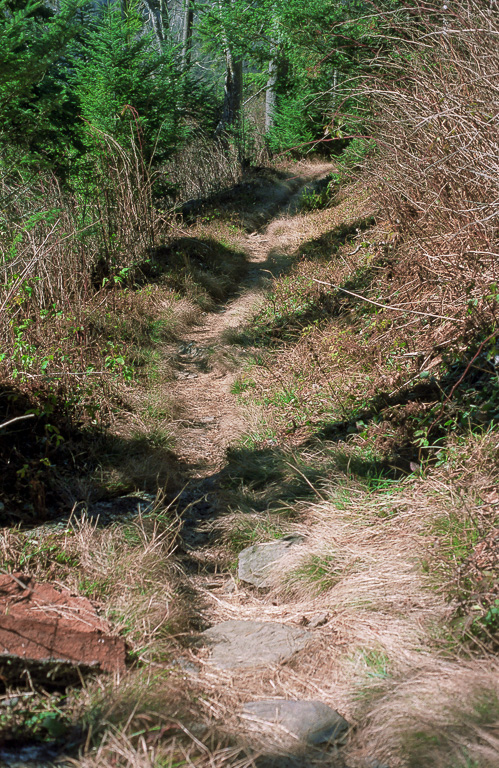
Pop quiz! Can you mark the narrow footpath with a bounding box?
[172,162,332,474]
[166,163,379,768]
[159,160,462,768]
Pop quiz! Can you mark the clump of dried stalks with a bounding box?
[0,128,167,424]
[363,0,498,343]
[0,130,159,314]
[69,513,188,656]
[164,132,242,203]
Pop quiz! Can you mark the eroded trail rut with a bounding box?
[168,164,359,768]
[172,164,331,476]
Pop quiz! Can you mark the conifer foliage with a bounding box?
[69,1,181,164]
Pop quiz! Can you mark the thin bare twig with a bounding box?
[312,278,464,323]
[284,460,328,502]
[0,413,35,430]
[0,569,30,590]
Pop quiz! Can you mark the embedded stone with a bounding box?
[201,620,311,669]
[242,699,349,746]
[238,535,304,587]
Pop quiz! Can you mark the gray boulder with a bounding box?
[201,620,311,669]
[242,699,349,746]
[238,535,304,587]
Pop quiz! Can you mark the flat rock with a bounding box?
[0,573,126,676]
[243,700,349,746]
[238,535,304,587]
[201,620,311,669]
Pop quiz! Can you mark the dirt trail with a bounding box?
[169,162,380,768]
[172,162,333,476]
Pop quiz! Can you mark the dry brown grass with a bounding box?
[68,665,256,768]
[164,133,242,204]
[241,4,499,470]
[1,111,497,766]
[0,131,159,314]
[0,510,188,659]
[202,153,498,758]
[191,430,498,765]
[349,659,499,768]
[69,514,188,656]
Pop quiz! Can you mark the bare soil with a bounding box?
[163,164,499,768]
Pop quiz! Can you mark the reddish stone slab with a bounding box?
[0,573,125,673]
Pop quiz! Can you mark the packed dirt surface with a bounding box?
[172,162,333,475]
[165,162,477,768]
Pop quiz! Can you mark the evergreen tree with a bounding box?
[198,0,379,153]
[69,0,182,164]
[0,0,83,166]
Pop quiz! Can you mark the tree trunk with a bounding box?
[143,0,165,47]
[215,0,242,135]
[265,45,278,132]
[331,67,338,108]
[181,0,193,71]
[141,0,168,45]
[264,11,280,133]
[216,50,242,134]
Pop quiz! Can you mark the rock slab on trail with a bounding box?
[238,535,304,588]
[201,620,311,669]
[243,699,349,746]
[0,573,126,675]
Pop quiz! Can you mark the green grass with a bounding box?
[359,648,391,680]
[226,516,286,552]
[1,530,80,577]
[237,427,278,450]
[263,387,300,407]
[431,510,481,562]
[0,690,72,743]
[230,376,256,394]
[290,552,340,594]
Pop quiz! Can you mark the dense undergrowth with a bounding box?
[0,132,255,523]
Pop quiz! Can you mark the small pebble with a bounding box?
[309,612,329,628]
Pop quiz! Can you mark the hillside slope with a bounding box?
[0,160,497,768]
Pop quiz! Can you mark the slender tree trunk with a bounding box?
[181,0,193,71]
[214,0,243,135]
[265,44,278,132]
[332,67,338,107]
[265,11,280,133]
[217,49,242,133]
[142,0,167,44]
